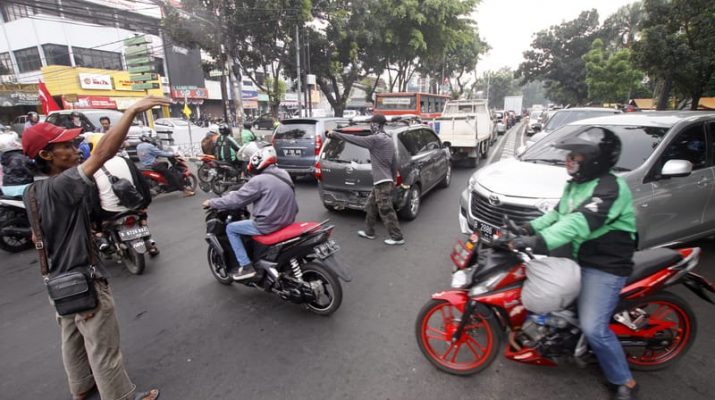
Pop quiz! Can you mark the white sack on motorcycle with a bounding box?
[521,257,581,313]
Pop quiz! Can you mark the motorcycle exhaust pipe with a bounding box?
[1,226,31,236]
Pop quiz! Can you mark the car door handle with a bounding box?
[697,177,711,188]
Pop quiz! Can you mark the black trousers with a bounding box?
[152,161,183,191]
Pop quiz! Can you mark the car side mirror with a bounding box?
[661,159,693,178]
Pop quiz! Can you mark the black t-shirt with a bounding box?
[24,166,106,279]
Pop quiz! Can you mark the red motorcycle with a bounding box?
[140,156,198,196]
[415,220,715,375]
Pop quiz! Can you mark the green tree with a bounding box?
[632,0,715,110]
[601,1,644,50]
[583,38,645,104]
[474,68,518,109]
[521,80,549,108]
[161,0,311,117]
[516,10,602,105]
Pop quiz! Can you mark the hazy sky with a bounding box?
[474,0,638,74]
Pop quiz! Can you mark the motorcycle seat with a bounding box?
[627,248,683,284]
[0,194,23,201]
[253,221,321,246]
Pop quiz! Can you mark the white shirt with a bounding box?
[93,156,135,212]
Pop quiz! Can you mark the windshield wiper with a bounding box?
[524,158,565,165]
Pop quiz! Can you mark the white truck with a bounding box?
[503,95,523,115]
[433,99,492,167]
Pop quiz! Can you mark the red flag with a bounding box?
[38,81,60,115]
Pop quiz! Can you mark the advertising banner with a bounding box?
[78,73,113,90]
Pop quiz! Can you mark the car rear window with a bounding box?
[322,138,371,164]
[522,124,668,172]
[543,110,620,132]
[274,123,316,139]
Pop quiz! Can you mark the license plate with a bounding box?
[118,226,150,241]
[283,149,301,157]
[314,239,340,259]
[477,221,500,242]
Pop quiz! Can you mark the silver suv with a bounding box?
[459,111,715,249]
[318,121,451,220]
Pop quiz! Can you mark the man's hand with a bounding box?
[202,200,211,209]
[510,235,545,253]
[128,96,172,114]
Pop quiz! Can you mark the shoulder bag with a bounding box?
[101,166,145,210]
[28,184,98,316]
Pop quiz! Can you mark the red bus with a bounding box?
[374,92,450,119]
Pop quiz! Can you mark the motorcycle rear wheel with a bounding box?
[619,291,696,371]
[207,246,233,285]
[301,262,342,316]
[415,299,501,375]
[124,248,146,275]
[197,164,214,183]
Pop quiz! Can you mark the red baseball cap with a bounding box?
[22,123,83,158]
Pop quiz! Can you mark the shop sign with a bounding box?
[63,95,117,109]
[243,100,258,109]
[242,89,258,100]
[0,91,39,106]
[170,87,208,99]
[79,73,113,90]
[114,77,142,91]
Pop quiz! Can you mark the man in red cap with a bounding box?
[23,96,169,400]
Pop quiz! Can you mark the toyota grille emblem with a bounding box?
[488,194,501,206]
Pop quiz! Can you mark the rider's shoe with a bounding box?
[357,230,376,240]
[613,382,639,400]
[231,263,256,281]
[384,238,405,246]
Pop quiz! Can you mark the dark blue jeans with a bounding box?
[578,267,632,385]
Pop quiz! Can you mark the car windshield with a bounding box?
[522,124,669,172]
[274,123,315,139]
[322,138,371,164]
[543,110,619,132]
[82,111,124,129]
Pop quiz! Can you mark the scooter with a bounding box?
[100,211,155,275]
[140,156,198,196]
[204,208,351,316]
[0,192,32,253]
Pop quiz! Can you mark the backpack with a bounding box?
[100,166,145,210]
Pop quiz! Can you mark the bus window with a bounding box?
[376,95,416,110]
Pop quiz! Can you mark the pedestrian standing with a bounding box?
[327,114,405,245]
[22,96,169,400]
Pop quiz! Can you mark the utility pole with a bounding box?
[219,45,230,123]
[295,25,303,117]
[226,52,243,127]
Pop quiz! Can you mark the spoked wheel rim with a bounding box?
[419,301,495,371]
[409,187,420,215]
[1,228,30,250]
[197,164,215,183]
[302,269,336,312]
[208,247,232,284]
[621,300,691,366]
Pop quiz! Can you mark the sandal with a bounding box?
[134,388,160,400]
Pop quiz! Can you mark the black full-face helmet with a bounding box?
[553,126,621,182]
[218,123,232,135]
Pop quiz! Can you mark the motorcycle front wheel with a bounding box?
[301,262,342,316]
[619,291,696,371]
[207,246,233,285]
[0,219,32,253]
[184,174,198,192]
[197,164,215,183]
[124,247,146,275]
[415,299,501,375]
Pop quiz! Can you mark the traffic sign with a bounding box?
[125,44,149,56]
[131,82,160,90]
[209,69,224,77]
[130,73,158,82]
[126,56,152,67]
[128,65,153,74]
[124,36,151,46]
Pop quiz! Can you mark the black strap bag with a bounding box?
[101,166,145,210]
[28,184,98,316]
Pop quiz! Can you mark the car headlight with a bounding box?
[469,271,508,297]
[468,175,478,192]
[535,198,559,214]
[451,269,470,289]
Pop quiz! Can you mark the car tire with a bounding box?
[398,185,421,220]
[439,163,451,188]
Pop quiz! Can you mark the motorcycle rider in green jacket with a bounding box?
[509,127,639,400]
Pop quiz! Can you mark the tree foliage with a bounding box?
[583,38,645,103]
[632,0,715,110]
[516,10,602,105]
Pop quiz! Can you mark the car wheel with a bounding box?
[398,185,421,220]
[439,163,451,188]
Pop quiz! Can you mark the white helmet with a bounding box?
[0,131,21,152]
[247,145,278,174]
[208,124,220,134]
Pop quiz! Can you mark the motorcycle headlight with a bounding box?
[451,269,470,289]
[469,271,508,297]
[535,198,559,214]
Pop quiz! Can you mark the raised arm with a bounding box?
[82,96,171,176]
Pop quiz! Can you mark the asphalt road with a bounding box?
[2,123,714,399]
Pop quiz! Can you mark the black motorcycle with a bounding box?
[204,208,351,316]
[100,211,155,274]
[0,193,32,253]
